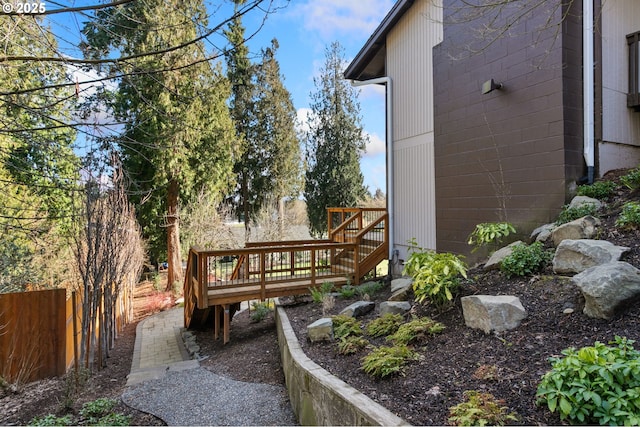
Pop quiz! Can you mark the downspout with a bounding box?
[583,0,595,184]
[350,77,395,264]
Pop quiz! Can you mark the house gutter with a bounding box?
[350,77,395,264]
[583,0,595,184]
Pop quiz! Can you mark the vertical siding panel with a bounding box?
[386,0,442,258]
[601,0,640,147]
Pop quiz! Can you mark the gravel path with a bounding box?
[122,366,296,426]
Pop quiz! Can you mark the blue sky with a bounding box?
[47,0,392,193]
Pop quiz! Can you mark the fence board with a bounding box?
[0,289,66,383]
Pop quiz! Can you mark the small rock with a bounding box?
[552,239,629,274]
[569,195,602,211]
[551,215,600,246]
[484,241,524,271]
[390,277,413,294]
[461,295,527,333]
[563,308,574,314]
[307,317,333,342]
[339,301,375,318]
[379,301,411,316]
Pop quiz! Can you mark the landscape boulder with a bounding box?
[551,215,600,246]
[307,317,333,342]
[572,262,640,319]
[389,278,413,301]
[339,301,375,318]
[530,224,556,243]
[484,241,524,271]
[569,195,602,211]
[461,295,527,333]
[552,239,629,274]
[379,301,411,316]
[390,277,413,294]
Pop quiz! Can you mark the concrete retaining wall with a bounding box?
[275,305,407,426]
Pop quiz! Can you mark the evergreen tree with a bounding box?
[0,16,80,291]
[304,42,367,237]
[252,39,303,234]
[82,0,237,289]
[224,3,256,235]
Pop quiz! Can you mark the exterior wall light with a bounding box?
[481,78,503,94]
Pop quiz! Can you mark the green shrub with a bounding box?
[250,301,273,323]
[500,242,552,278]
[338,284,356,298]
[80,398,117,420]
[536,336,640,425]
[309,281,334,303]
[387,316,445,346]
[337,336,369,355]
[403,240,467,308]
[28,415,73,426]
[616,201,640,229]
[576,180,616,199]
[621,167,640,190]
[93,413,132,426]
[361,345,418,378]
[366,313,404,338]
[556,203,599,225]
[355,281,384,298]
[332,315,362,340]
[448,390,518,426]
[467,222,516,252]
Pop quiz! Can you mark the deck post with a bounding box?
[260,252,266,301]
[214,305,221,340]
[223,304,230,344]
[310,249,316,287]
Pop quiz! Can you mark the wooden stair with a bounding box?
[183,208,387,343]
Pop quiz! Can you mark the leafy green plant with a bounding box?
[500,242,552,278]
[536,336,640,425]
[448,390,518,426]
[337,336,369,355]
[338,284,356,298]
[467,222,516,252]
[28,415,73,426]
[403,239,467,308]
[309,281,334,303]
[387,316,445,346]
[361,345,418,378]
[250,301,273,323]
[94,413,132,426]
[366,313,404,338]
[621,167,640,190]
[80,397,117,420]
[355,281,384,298]
[576,180,616,199]
[555,203,599,225]
[616,201,640,230]
[332,315,362,340]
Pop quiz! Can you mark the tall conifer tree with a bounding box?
[304,42,367,236]
[82,0,237,288]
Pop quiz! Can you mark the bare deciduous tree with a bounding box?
[74,160,145,370]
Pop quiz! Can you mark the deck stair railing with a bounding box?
[184,207,387,343]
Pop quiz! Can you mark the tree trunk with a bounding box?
[167,179,183,291]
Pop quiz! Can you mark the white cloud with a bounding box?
[364,132,385,157]
[296,107,315,135]
[291,0,394,41]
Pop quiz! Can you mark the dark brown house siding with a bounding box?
[433,0,585,260]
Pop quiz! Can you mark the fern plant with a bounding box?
[332,315,362,340]
[361,345,418,378]
[387,316,445,345]
[366,313,404,338]
[448,390,518,426]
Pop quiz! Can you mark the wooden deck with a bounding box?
[183,208,388,343]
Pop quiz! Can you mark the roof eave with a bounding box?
[343,0,416,81]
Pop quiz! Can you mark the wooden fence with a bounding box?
[0,285,133,384]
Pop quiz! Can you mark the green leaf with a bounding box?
[559,397,572,415]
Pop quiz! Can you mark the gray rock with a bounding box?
[390,277,413,294]
[572,262,640,319]
[461,295,527,333]
[484,241,524,271]
[551,215,600,246]
[553,239,629,274]
[531,223,556,243]
[388,287,411,302]
[307,317,333,342]
[569,195,602,211]
[339,301,375,318]
[379,301,411,316]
